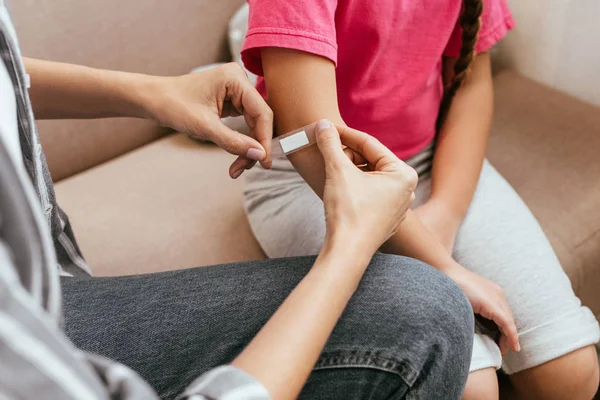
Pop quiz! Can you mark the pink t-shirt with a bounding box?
[242,0,515,159]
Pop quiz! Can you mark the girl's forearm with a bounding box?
[382,210,457,273]
[24,58,152,120]
[232,247,370,400]
[429,52,494,220]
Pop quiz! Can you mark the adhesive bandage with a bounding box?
[271,122,317,159]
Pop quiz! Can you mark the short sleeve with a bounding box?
[241,0,338,76]
[443,0,515,57]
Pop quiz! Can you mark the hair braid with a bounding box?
[436,0,484,132]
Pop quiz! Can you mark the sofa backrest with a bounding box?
[495,0,600,108]
[9,0,244,181]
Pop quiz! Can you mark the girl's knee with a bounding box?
[462,368,499,400]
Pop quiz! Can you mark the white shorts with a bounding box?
[243,143,599,374]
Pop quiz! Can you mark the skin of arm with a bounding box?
[24,57,153,120]
[23,58,274,174]
[260,48,342,196]
[232,247,369,399]
[431,52,493,220]
[413,53,494,252]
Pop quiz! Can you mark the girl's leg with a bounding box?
[462,368,499,400]
[61,255,474,400]
[244,157,326,257]
[416,160,600,399]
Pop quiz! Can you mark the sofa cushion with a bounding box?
[10,0,245,181]
[488,71,600,318]
[55,70,600,322]
[55,133,265,276]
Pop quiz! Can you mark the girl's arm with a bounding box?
[261,47,464,274]
[421,53,493,234]
[385,53,493,265]
[261,47,519,353]
[260,48,341,195]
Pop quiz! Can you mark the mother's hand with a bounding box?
[143,63,274,178]
[315,120,418,261]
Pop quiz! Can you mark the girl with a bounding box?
[240,0,600,398]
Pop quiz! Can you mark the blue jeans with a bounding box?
[61,254,474,399]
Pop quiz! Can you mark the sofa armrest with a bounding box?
[488,71,600,317]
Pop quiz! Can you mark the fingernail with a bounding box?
[516,342,521,352]
[246,148,265,161]
[231,168,244,179]
[316,119,331,133]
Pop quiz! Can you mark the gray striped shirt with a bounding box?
[0,2,269,399]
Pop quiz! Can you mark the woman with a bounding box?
[0,2,473,398]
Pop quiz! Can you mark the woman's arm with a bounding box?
[232,247,367,399]
[23,58,274,174]
[233,122,417,399]
[24,58,153,120]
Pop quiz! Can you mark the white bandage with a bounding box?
[271,122,317,159]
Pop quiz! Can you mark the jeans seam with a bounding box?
[314,351,420,388]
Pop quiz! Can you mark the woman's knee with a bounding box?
[338,254,474,376]
[510,345,599,400]
[361,253,473,331]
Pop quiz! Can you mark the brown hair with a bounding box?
[436,0,484,132]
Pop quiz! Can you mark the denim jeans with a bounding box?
[61,254,474,399]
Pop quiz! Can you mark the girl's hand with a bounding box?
[446,265,521,355]
[315,120,418,261]
[142,63,274,178]
[414,199,462,253]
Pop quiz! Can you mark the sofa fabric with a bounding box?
[10,0,245,180]
[55,133,265,276]
[488,71,600,319]
[11,0,600,321]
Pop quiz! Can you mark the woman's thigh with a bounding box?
[418,160,600,374]
[61,255,474,400]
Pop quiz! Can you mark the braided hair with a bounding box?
[436,0,484,132]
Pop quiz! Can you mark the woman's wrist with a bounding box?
[315,240,373,291]
[119,72,161,120]
[321,235,375,269]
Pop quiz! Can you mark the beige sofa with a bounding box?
[11,0,600,325]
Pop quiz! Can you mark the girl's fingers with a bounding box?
[229,156,254,179]
[343,148,368,166]
[491,302,520,353]
[334,125,399,172]
[499,333,511,357]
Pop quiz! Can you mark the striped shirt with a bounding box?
[0,2,269,399]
